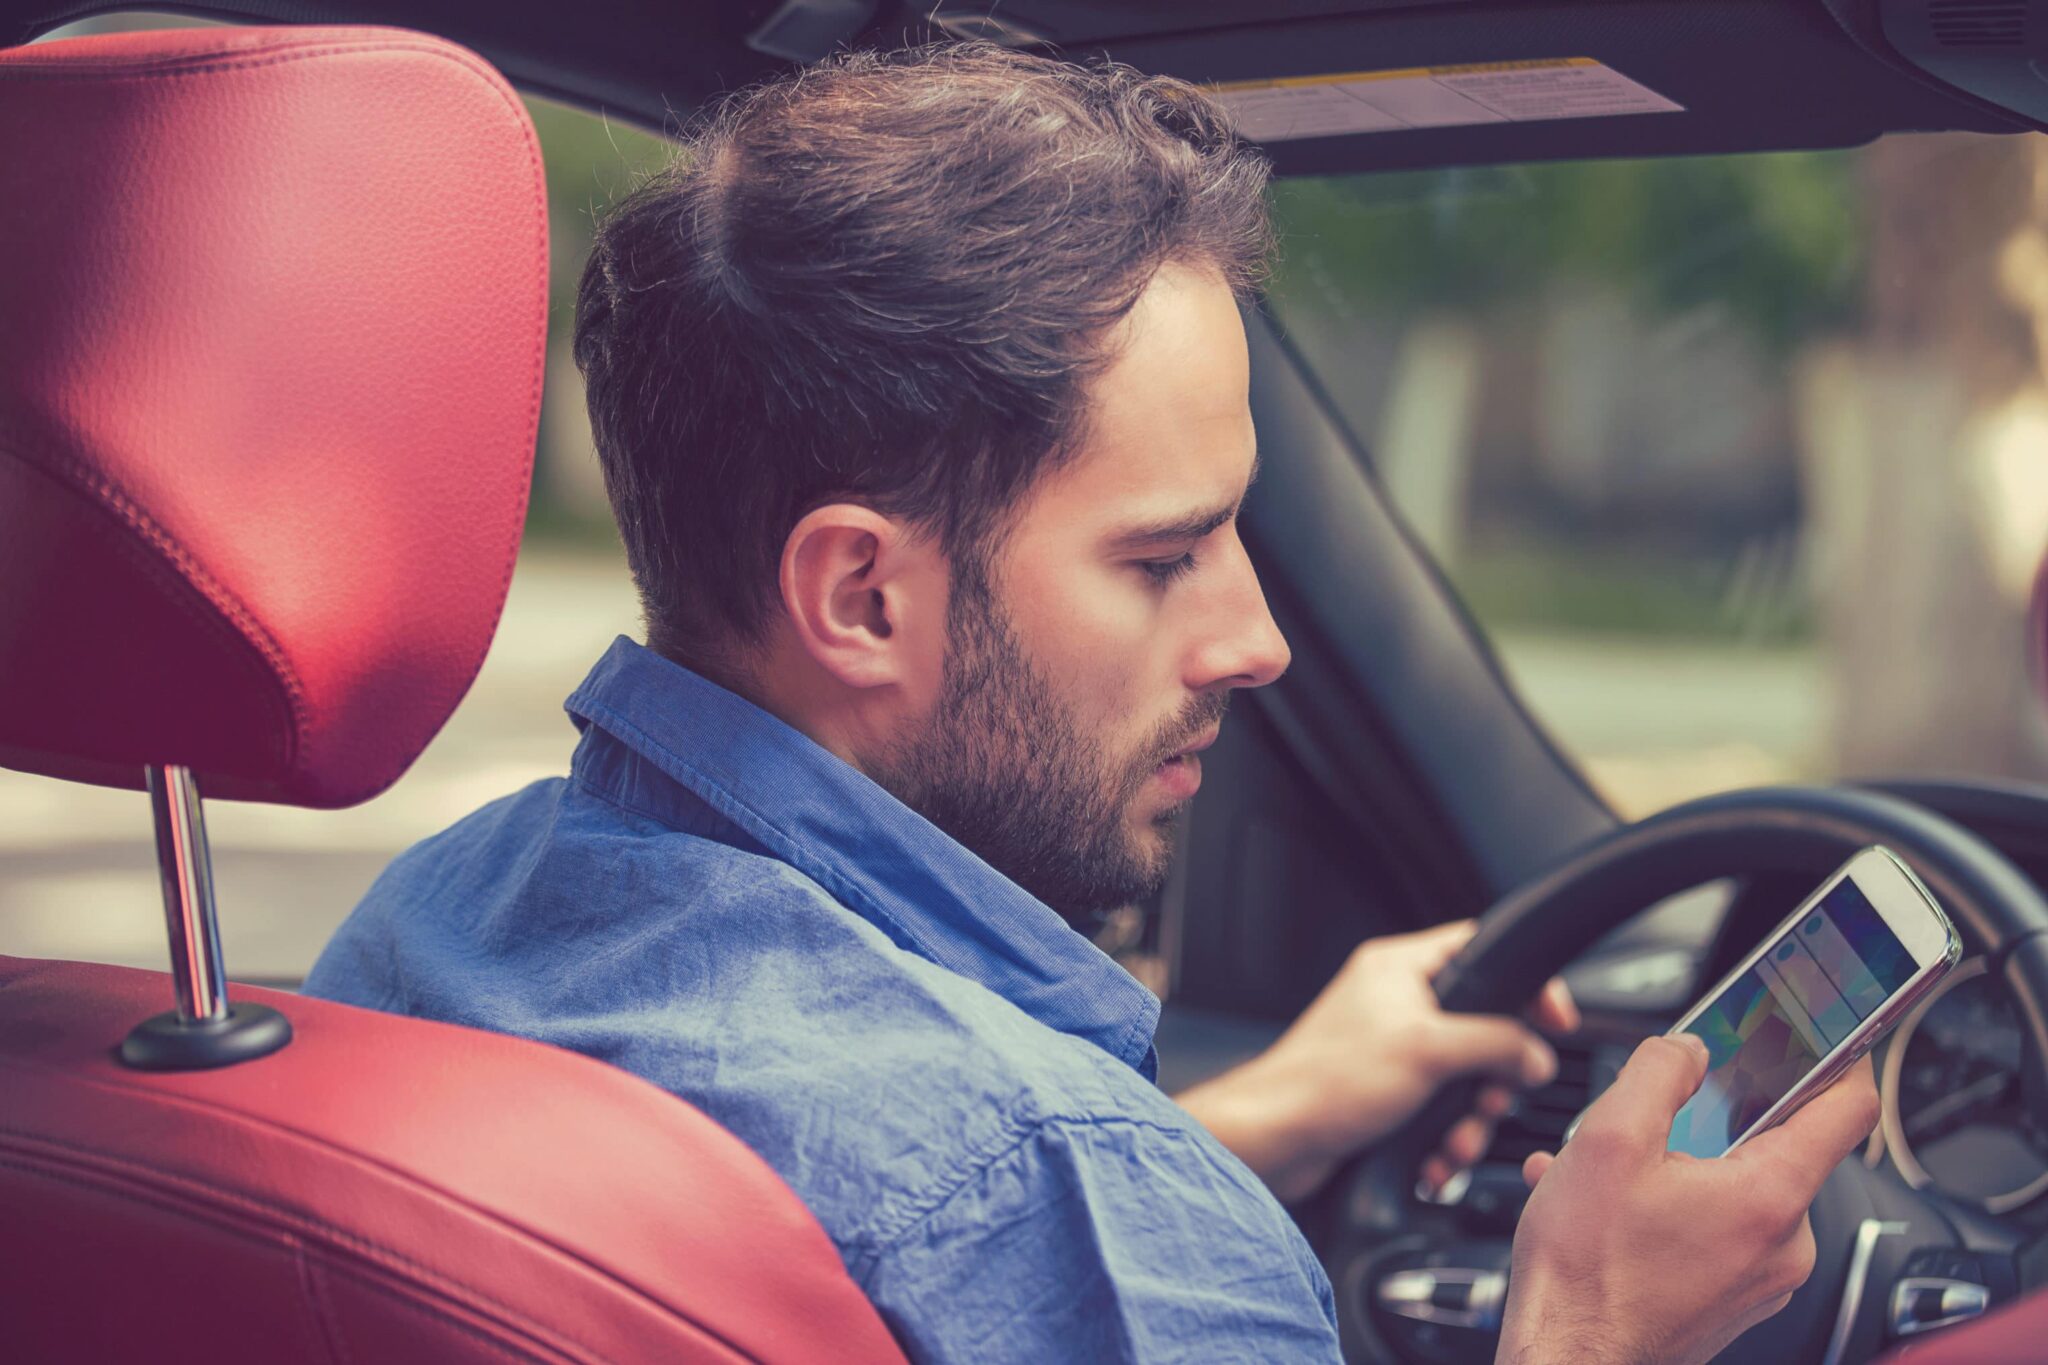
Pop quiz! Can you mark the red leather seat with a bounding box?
[1877,1293,2048,1362]
[0,955,905,1363]
[0,25,905,1363]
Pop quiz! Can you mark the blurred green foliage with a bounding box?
[1453,539,1809,642]
[521,98,672,544]
[1268,151,1867,353]
[523,97,675,320]
[1265,151,1871,643]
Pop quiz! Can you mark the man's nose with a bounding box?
[1191,540,1291,691]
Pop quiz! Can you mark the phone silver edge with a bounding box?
[1563,845,1962,1156]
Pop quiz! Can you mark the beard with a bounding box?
[871,562,1229,932]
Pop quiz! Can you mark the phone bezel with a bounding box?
[1663,845,1962,1156]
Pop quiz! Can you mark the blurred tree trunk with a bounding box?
[1374,316,1482,566]
[1797,134,2048,780]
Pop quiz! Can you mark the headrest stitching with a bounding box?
[0,35,479,84]
[414,32,550,810]
[0,28,548,805]
[7,441,305,778]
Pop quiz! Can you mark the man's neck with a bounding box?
[721,637,878,777]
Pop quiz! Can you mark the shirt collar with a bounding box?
[564,636,1160,1079]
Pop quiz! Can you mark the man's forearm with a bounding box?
[1173,1052,1336,1203]
[1496,1287,1641,1365]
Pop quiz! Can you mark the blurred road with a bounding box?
[1496,629,1823,817]
[0,550,1822,983]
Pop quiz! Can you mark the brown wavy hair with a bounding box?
[574,41,1272,687]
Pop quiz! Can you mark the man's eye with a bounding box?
[1137,552,1197,585]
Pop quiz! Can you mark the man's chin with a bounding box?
[1138,786,1194,831]
[1130,808,1184,872]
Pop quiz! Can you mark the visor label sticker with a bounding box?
[1211,58,1684,143]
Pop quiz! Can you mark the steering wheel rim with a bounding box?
[1328,783,2048,1365]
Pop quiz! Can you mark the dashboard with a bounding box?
[1879,955,2048,1216]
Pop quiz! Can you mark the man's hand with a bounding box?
[1176,921,1577,1203]
[1499,1035,1881,1365]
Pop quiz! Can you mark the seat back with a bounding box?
[1,956,904,1363]
[0,25,904,1363]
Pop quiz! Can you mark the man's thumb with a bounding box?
[1575,1034,1710,1150]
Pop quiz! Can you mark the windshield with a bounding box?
[1265,134,2048,818]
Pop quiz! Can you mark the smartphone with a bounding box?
[1657,846,1961,1158]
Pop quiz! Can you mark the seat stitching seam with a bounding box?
[451,29,549,808]
[0,443,297,769]
[0,1106,779,1363]
[295,1236,354,1365]
[0,1148,605,1362]
[308,1248,588,1365]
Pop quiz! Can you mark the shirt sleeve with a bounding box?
[854,1113,1343,1363]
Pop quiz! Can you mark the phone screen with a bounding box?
[1668,877,1918,1157]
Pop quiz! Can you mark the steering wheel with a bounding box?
[1325,784,2048,1365]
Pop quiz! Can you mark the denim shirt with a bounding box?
[304,637,1339,1362]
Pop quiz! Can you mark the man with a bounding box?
[305,42,1878,1363]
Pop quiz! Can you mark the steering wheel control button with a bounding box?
[1900,1247,2018,1301]
[1375,1266,1508,1331]
[1410,1163,1526,1229]
[1416,1167,1473,1207]
[1365,1243,1514,1362]
[1888,1277,1991,1338]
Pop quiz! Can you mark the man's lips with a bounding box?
[1152,724,1221,801]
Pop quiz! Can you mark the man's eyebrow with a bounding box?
[1104,498,1242,552]
[1102,450,1261,551]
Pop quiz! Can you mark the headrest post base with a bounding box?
[119,764,292,1071]
[120,1000,292,1072]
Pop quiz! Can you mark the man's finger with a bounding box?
[1393,919,1479,975]
[1429,1014,1559,1088]
[1476,1083,1517,1118]
[1734,1056,1881,1197]
[1573,1034,1709,1150]
[1437,1114,1493,1169]
[1531,978,1581,1035]
[1523,1150,1555,1189]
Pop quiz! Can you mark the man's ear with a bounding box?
[778,503,942,690]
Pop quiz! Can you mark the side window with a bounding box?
[1266,139,2048,818]
[1,13,664,979]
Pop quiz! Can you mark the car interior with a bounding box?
[8,3,2048,1363]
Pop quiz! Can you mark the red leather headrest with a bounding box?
[0,26,545,807]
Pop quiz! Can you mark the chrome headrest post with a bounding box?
[147,764,227,1024]
[119,764,293,1070]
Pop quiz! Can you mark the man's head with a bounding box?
[575,43,1289,925]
